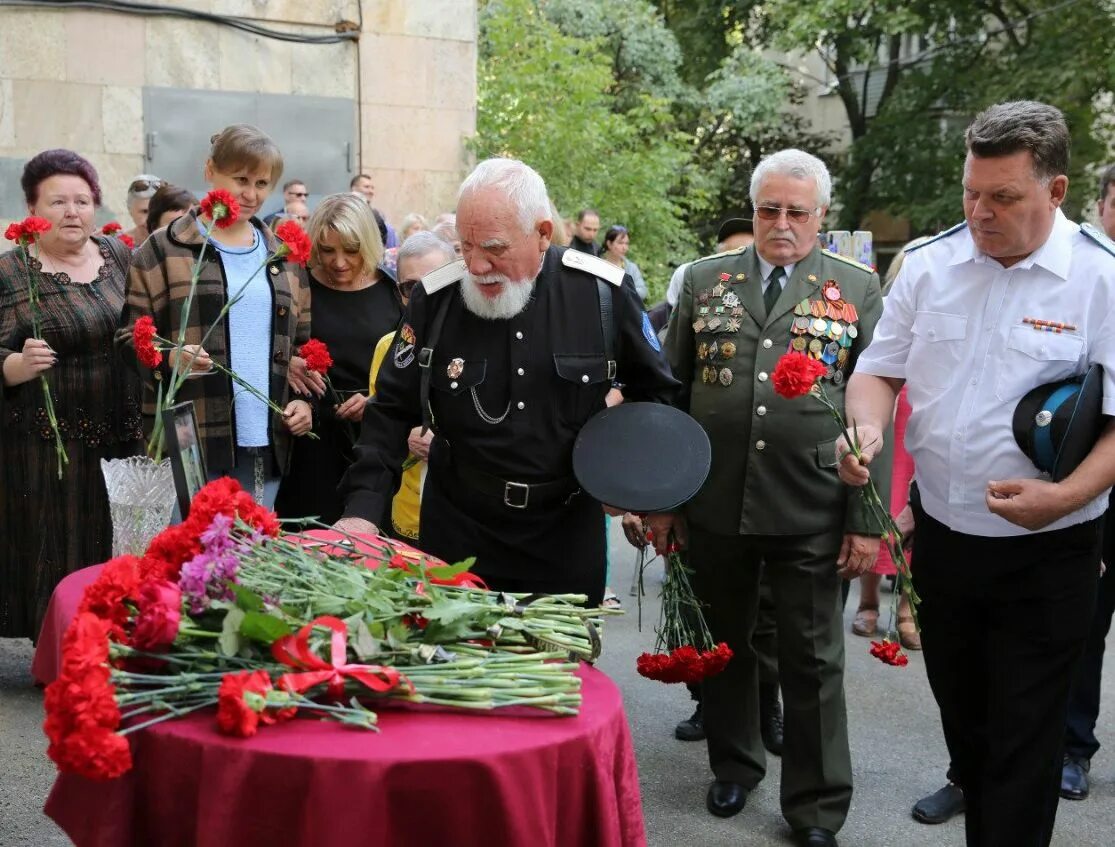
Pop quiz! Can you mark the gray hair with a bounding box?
[966,101,1069,183]
[397,230,455,265]
[458,157,552,233]
[749,149,832,209]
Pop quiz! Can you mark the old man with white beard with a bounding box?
[336,158,677,602]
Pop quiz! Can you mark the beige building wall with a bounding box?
[0,0,476,227]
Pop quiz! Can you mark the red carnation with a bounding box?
[637,643,733,684]
[4,222,23,242]
[77,555,142,641]
[216,670,294,737]
[870,639,909,667]
[132,315,163,369]
[21,216,51,236]
[49,726,132,781]
[144,524,202,581]
[132,579,182,651]
[101,222,123,236]
[199,189,240,229]
[59,613,112,678]
[274,220,312,266]
[183,477,280,538]
[118,233,136,249]
[772,352,828,399]
[300,338,333,375]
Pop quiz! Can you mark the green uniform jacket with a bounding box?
[665,244,891,538]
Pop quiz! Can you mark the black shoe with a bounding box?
[759,683,784,756]
[911,783,965,824]
[792,827,838,847]
[675,705,705,741]
[1061,756,1090,800]
[706,780,747,817]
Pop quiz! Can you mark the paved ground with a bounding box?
[2,521,1113,846]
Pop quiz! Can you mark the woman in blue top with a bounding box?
[118,125,313,507]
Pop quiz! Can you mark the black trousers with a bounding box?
[911,500,1101,847]
[1064,508,1115,760]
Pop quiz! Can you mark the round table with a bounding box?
[35,550,646,846]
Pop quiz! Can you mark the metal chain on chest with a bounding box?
[470,388,511,425]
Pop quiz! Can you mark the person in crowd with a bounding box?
[145,184,196,236]
[849,238,929,649]
[840,101,1115,847]
[0,149,142,639]
[117,124,313,506]
[350,173,375,203]
[274,193,403,524]
[367,231,457,540]
[652,148,887,847]
[122,173,163,246]
[666,217,754,311]
[1058,162,1115,803]
[601,224,649,302]
[335,157,678,603]
[263,179,309,228]
[400,212,428,241]
[431,218,462,258]
[569,208,601,255]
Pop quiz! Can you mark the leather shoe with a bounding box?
[792,827,838,847]
[1061,755,1090,800]
[706,781,747,817]
[911,783,965,824]
[675,705,705,741]
[760,683,784,756]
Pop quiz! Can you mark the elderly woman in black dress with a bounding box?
[275,193,403,524]
[0,149,141,639]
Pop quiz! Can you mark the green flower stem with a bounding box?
[119,698,219,735]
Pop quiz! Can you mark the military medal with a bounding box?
[826,301,843,320]
[794,299,811,316]
[812,318,828,335]
[791,337,807,352]
[730,306,745,317]
[811,300,826,318]
[697,342,709,360]
[735,273,746,281]
[707,341,719,360]
[829,322,844,338]
[833,370,844,385]
[807,274,818,282]
[846,325,859,339]
[718,367,733,387]
[693,318,707,333]
[699,292,711,305]
[792,316,810,335]
[808,338,823,355]
[726,318,741,333]
[836,348,849,364]
[722,291,741,308]
[707,317,722,331]
[699,305,710,316]
[714,305,725,315]
[719,273,731,282]
[447,357,464,379]
[720,341,736,359]
[823,280,842,301]
[703,366,717,384]
[838,332,853,349]
[842,303,859,323]
[712,283,727,298]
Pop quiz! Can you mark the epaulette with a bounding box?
[904,221,967,253]
[826,251,874,273]
[691,245,749,266]
[1080,222,1115,259]
[420,259,467,294]
[562,249,624,286]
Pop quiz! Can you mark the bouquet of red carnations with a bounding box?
[44,479,615,780]
[634,534,732,685]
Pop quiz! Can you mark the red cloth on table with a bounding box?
[873,386,914,576]
[33,532,647,847]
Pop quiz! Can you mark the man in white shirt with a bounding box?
[840,101,1115,847]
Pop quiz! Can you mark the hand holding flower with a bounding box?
[286,355,326,397]
[646,512,686,556]
[836,423,884,487]
[282,399,313,436]
[168,344,212,374]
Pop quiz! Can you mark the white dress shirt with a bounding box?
[856,210,1115,536]
[666,261,691,308]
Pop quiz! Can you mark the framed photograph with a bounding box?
[163,401,208,518]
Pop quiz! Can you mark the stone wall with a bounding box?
[0,0,476,227]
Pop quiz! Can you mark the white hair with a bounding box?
[457,158,552,233]
[397,230,455,265]
[749,149,832,209]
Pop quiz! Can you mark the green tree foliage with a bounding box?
[472,0,693,296]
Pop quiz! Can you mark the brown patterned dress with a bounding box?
[0,236,142,639]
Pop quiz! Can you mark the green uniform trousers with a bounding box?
[689,526,852,833]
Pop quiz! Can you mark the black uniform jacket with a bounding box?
[340,246,678,579]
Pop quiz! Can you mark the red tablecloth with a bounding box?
[34,538,647,847]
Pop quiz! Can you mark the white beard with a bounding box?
[460,272,535,320]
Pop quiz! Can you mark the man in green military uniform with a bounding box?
[649,149,888,847]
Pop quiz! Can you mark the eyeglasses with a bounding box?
[754,205,818,223]
[129,178,163,194]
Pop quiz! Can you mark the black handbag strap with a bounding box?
[597,278,618,381]
[418,291,454,435]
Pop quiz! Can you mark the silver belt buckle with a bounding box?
[504,481,530,509]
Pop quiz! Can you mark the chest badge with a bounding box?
[447,358,465,379]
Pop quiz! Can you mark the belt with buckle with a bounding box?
[451,459,579,510]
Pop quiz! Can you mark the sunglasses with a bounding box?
[754,205,818,224]
[129,178,163,193]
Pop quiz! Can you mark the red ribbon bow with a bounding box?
[273,615,412,698]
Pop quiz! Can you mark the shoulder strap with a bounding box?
[904,221,967,253]
[418,291,454,435]
[1080,222,1115,259]
[562,249,624,286]
[597,279,617,381]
